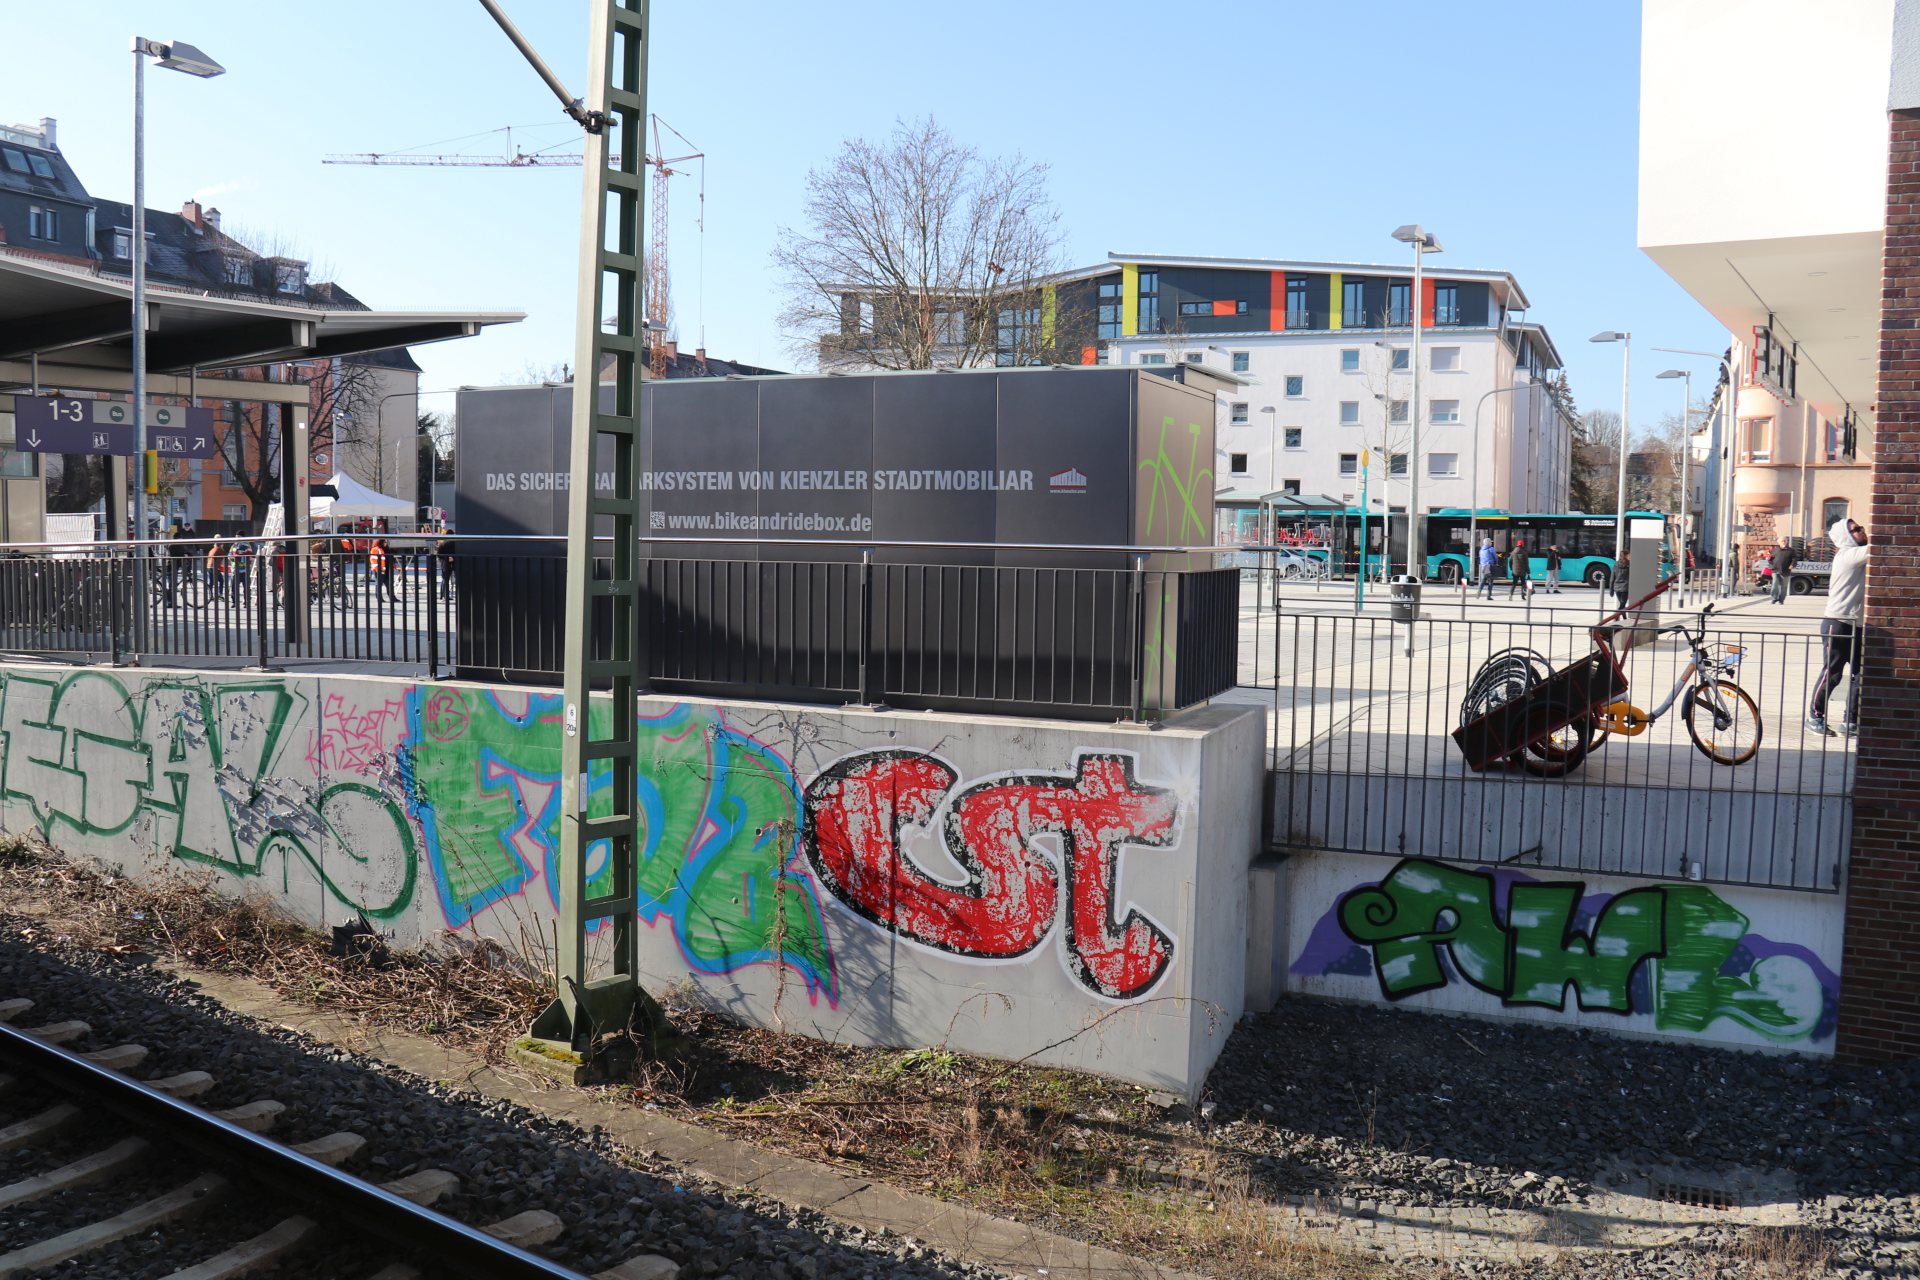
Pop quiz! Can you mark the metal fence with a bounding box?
[0,537,1239,723]
[1264,603,1857,893]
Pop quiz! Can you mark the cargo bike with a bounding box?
[1451,578,1763,778]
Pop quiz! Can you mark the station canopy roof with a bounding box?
[0,247,521,373]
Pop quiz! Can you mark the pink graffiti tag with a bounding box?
[803,751,1180,1000]
[308,693,404,775]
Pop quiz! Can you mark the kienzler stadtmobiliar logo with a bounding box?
[1048,467,1088,495]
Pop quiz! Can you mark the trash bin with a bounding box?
[1389,574,1422,624]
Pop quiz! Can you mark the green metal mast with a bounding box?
[482,0,656,1065]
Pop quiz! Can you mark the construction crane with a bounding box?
[322,125,582,167]
[646,116,703,379]
[324,118,705,378]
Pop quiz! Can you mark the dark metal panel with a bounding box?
[871,371,997,563]
[993,367,1134,555]
[1132,372,1218,549]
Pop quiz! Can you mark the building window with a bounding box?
[1231,351,1250,373]
[1342,279,1366,325]
[1285,277,1310,327]
[1430,399,1460,424]
[1388,399,1409,425]
[1388,453,1409,477]
[224,257,251,285]
[28,153,52,178]
[1229,452,1249,475]
[1434,284,1460,324]
[1178,299,1249,317]
[28,206,57,240]
[1097,279,1123,341]
[1740,417,1772,463]
[1284,427,1303,450]
[1138,270,1160,333]
[1428,452,1459,477]
[1388,282,1412,326]
[1230,402,1249,426]
[275,263,304,294]
[1431,346,1460,372]
[1823,497,1849,527]
[1339,401,1360,425]
[1285,374,1304,397]
[1340,348,1360,373]
[995,307,1040,366]
[1389,348,1409,371]
[1140,353,1168,366]
[1184,352,1202,364]
[1339,453,1359,477]
[1281,479,1301,496]
[0,148,27,174]
[112,229,132,259]
[222,504,248,522]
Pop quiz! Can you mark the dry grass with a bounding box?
[0,834,547,1061]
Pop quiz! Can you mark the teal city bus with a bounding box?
[1425,509,1673,588]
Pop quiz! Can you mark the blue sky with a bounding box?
[8,0,1721,433]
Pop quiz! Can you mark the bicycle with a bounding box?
[1586,603,1762,766]
[148,559,203,610]
[1457,601,1762,777]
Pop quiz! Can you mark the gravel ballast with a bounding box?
[0,916,1020,1280]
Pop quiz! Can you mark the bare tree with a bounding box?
[1573,408,1622,513]
[213,359,380,527]
[774,117,1066,370]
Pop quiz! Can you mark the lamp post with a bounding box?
[1656,368,1692,598]
[1259,405,1277,543]
[130,36,225,551]
[1391,224,1442,582]
[1590,330,1632,565]
[1467,384,1525,590]
[1653,346,1738,596]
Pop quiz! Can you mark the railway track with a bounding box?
[0,998,678,1280]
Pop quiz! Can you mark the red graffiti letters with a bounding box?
[803,751,1180,999]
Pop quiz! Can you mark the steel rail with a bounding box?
[0,1019,588,1279]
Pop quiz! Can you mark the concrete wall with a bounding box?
[1277,849,1845,1055]
[0,662,1263,1096]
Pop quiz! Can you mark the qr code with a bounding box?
[649,510,665,529]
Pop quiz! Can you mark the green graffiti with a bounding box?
[0,669,416,919]
[1333,858,1834,1041]
[402,690,837,1004]
[1139,415,1213,544]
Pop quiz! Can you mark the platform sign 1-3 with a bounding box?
[11,397,216,457]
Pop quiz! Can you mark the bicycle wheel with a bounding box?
[1683,679,1762,766]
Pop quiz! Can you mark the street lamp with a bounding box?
[1656,368,1692,593]
[1467,385,1525,589]
[1391,224,1441,582]
[1654,346,1739,596]
[130,36,225,551]
[1259,405,1277,542]
[1590,330,1632,564]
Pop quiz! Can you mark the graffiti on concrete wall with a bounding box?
[803,750,1182,1000]
[400,688,837,1006]
[1293,858,1838,1043]
[0,668,1192,1009]
[0,670,420,919]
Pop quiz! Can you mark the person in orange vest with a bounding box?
[369,537,397,602]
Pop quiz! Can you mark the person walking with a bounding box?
[369,537,398,602]
[204,536,224,600]
[162,519,187,605]
[1613,550,1632,612]
[1507,539,1532,600]
[1769,539,1799,605]
[1544,543,1564,594]
[1477,536,1498,601]
[228,538,254,606]
[1808,518,1869,736]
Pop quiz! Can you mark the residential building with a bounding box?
[821,252,1576,533]
[1639,2,1884,568]
[1091,255,1574,532]
[0,117,426,531]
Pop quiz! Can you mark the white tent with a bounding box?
[311,472,413,522]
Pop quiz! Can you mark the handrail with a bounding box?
[3,532,1235,555]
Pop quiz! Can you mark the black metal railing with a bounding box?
[1263,604,1856,893]
[0,537,1239,723]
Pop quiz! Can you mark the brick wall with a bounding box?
[1838,109,1920,1063]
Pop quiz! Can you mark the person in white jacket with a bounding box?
[1807,517,1869,736]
